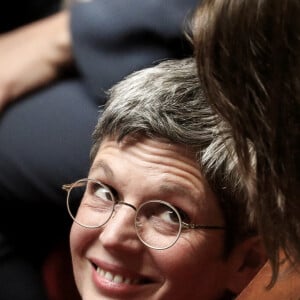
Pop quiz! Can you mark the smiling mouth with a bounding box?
[92,264,153,285]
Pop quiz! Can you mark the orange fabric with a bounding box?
[237,260,300,300]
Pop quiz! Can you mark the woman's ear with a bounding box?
[226,236,267,295]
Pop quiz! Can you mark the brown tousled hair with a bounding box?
[192,0,300,285]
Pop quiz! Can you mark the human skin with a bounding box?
[70,137,241,300]
[0,11,72,111]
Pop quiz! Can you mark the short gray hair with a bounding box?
[91,58,256,254]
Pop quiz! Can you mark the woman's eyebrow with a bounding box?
[89,159,114,179]
[158,183,200,206]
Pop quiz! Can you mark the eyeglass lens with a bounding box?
[67,179,182,249]
[135,201,181,249]
[67,179,115,228]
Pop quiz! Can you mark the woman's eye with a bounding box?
[91,183,114,201]
[174,207,190,224]
[159,209,179,224]
[155,204,190,224]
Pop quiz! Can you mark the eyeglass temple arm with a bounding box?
[62,181,86,192]
[62,184,71,192]
[182,222,225,230]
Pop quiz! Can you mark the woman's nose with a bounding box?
[98,202,143,253]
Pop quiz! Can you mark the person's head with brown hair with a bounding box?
[192,0,300,284]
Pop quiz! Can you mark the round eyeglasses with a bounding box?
[63,178,225,250]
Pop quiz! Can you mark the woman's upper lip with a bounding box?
[89,257,159,284]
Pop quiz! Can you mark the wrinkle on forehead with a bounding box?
[97,136,204,185]
[92,137,212,206]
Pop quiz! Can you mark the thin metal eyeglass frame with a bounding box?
[62,178,226,250]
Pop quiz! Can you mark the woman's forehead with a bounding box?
[92,137,224,222]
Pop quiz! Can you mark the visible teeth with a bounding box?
[114,274,123,284]
[96,267,136,285]
[104,271,113,281]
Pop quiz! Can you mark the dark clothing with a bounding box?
[0,79,95,299]
[71,0,197,97]
[0,0,199,298]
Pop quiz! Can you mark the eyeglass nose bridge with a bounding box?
[112,201,137,218]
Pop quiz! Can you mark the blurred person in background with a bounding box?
[0,1,200,299]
